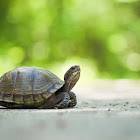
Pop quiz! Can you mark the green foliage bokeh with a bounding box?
[0,0,140,81]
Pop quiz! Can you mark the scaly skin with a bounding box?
[36,91,77,109]
[68,91,77,107]
[39,91,70,109]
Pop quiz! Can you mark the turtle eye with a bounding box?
[71,67,75,71]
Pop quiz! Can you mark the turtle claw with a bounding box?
[54,104,59,109]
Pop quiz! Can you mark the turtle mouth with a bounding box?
[72,71,80,79]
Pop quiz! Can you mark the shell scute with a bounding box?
[13,94,24,104]
[3,94,14,103]
[23,94,34,105]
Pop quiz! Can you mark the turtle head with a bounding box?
[64,65,80,93]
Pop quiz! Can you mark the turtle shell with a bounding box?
[0,66,64,106]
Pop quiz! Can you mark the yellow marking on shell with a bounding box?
[24,95,35,105]
[0,92,3,101]
[41,91,52,99]
[3,94,14,103]
[14,94,24,104]
[33,94,44,103]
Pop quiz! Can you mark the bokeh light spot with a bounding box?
[127,53,140,72]
[8,47,25,64]
[116,0,139,3]
[108,34,127,53]
[31,42,49,60]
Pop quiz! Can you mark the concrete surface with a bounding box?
[0,80,140,140]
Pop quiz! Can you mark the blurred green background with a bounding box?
[0,0,140,85]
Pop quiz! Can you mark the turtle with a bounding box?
[0,65,80,109]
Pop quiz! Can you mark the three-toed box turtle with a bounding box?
[0,65,80,109]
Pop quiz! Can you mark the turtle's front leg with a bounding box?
[39,92,70,109]
[68,91,77,107]
[55,92,70,109]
